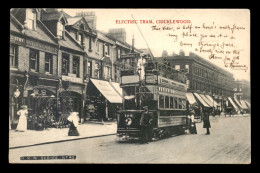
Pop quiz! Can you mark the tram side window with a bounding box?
[165,96,169,109]
[159,95,164,108]
[174,98,178,109]
[170,97,174,108]
[182,99,187,109]
[178,98,183,109]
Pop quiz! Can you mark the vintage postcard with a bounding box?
[9,8,250,164]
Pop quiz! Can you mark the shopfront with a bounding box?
[86,79,122,120]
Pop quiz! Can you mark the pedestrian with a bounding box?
[189,108,197,134]
[16,105,28,132]
[67,111,80,136]
[203,108,211,135]
[139,106,153,144]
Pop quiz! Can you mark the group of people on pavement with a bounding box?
[14,105,80,136]
[138,105,212,144]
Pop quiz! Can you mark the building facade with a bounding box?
[157,52,235,112]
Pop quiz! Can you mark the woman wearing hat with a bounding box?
[67,111,80,136]
[16,105,28,132]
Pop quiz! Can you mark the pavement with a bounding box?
[9,120,117,149]
[9,114,250,149]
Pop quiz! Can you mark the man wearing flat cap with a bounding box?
[140,106,153,144]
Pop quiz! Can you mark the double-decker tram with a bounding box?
[117,53,189,140]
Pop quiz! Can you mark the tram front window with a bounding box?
[123,86,139,110]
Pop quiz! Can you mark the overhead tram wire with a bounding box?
[131,14,155,61]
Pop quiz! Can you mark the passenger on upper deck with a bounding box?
[137,54,147,80]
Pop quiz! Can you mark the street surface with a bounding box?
[9,115,251,164]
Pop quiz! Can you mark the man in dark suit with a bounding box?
[203,108,211,135]
[140,106,153,144]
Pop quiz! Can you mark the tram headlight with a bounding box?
[125,118,132,125]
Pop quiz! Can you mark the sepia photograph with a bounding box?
[9,8,250,164]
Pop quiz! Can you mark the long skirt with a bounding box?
[203,119,211,128]
[16,115,27,131]
[190,122,197,134]
[68,123,79,136]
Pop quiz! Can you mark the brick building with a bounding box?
[156,52,236,113]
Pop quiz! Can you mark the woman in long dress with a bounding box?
[16,105,28,132]
[67,111,80,136]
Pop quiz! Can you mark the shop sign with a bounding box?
[10,34,26,45]
[26,38,58,54]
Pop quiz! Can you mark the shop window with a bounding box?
[62,53,69,75]
[57,22,64,39]
[73,56,80,77]
[159,95,164,108]
[10,44,18,68]
[45,53,53,74]
[26,9,35,30]
[29,49,39,72]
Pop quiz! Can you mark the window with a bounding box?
[10,44,18,68]
[73,56,80,77]
[170,97,174,108]
[96,41,100,52]
[185,64,189,73]
[57,22,64,38]
[62,53,69,75]
[78,33,83,45]
[174,98,178,109]
[29,49,39,72]
[103,66,111,80]
[117,48,121,59]
[88,61,92,77]
[175,65,180,71]
[26,9,35,30]
[105,44,109,55]
[165,96,169,108]
[89,37,92,50]
[45,53,53,74]
[94,62,101,79]
[159,95,164,108]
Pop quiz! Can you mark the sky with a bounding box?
[59,9,250,81]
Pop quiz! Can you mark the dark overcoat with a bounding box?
[203,112,211,128]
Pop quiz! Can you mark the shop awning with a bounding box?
[185,93,197,105]
[90,79,123,103]
[233,96,243,109]
[200,94,214,107]
[193,93,210,107]
[109,81,123,97]
[240,100,249,109]
[205,95,219,108]
[228,97,239,111]
[245,100,251,109]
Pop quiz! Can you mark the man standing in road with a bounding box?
[140,106,153,144]
[203,108,211,135]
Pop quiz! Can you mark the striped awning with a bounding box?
[245,100,251,109]
[205,95,219,108]
[228,97,238,111]
[200,94,214,107]
[185,93,197,105]
[193,93,210,107]
[240,100,249,109]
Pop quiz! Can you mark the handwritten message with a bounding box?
[150,21,248,72]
